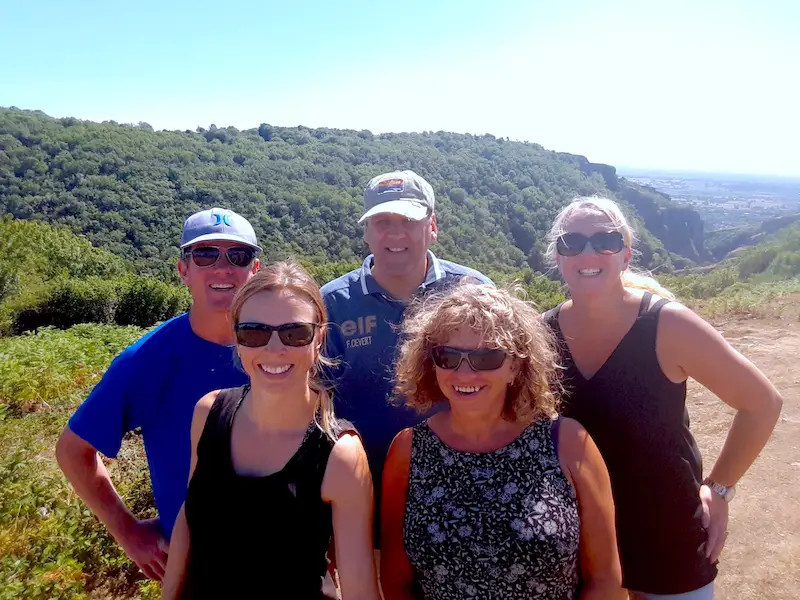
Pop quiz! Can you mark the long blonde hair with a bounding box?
[546,196,675,300]
[230,261,342,439]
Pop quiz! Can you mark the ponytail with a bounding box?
[311,353,343,440]
[621,269,676,300]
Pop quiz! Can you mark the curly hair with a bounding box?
[393,280,562,422]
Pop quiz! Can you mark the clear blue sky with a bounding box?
[3,0,799,176]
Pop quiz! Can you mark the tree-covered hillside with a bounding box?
[1,107,702,278]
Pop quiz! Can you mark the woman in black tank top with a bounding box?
[162,262,380,600]
[543,197,782,598]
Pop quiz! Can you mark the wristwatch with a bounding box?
[703,477,736,502]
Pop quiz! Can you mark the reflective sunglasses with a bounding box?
[556,231,626,257]
[430,346,508,371]
[183,245,256,268]
[234,322,320,348]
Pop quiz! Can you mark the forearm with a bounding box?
[709,398,782,485]
[56,442,137,540]
[162,505,190,600]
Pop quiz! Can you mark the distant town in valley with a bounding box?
[619,169,800,231]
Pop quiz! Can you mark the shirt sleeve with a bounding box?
[67,346,145,458]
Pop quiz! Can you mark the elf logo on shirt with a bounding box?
[341,316,377,349]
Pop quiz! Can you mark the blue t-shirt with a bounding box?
[321,251,492,497]
[67,314,248,539]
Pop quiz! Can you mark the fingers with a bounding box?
[140,562,163,581]
[699,488,711,529]
[152,544,169,573]
[707,529,729,564]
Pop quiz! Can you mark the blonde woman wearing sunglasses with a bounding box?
[163,262,379,600]
[380,281,624,600]
[544,197,783,599]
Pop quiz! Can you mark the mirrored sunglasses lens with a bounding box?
[557,234,586,257]
[469,350,507,370]
[191,247,220,267]
[591,232,625,254]
[432,347,462,369]
[278,324,316,347]
[226,247,254,267]
[236,328,273,347]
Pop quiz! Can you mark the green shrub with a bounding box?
[12,278,119,334]
[115,276,191,328]
[9,276,189,334]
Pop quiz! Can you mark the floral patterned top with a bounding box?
[403,418,580,600]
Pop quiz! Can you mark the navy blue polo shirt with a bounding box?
[321,251,492,498]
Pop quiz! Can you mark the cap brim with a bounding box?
[180,233,262,252]
[358,200,429,224]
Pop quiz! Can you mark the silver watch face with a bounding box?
[724,486,736,502]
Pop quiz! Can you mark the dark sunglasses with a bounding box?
[183,245,256,268]
[556,231,626,257]
[235,322,320,348]
[430,346,507,371]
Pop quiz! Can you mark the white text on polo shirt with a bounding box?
[340,316,377,337]
[341,316,377,349]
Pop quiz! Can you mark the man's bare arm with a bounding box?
[56,426,168,580]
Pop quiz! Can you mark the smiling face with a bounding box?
[363,212,438,283]
[555,209,632,299]
[177,240,260,315]
[235,289,321,393]
[434,326,517,417]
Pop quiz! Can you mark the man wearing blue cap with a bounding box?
[56,208,261,581]
[321,170,492,540]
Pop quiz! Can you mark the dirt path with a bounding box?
[688,308,800,599]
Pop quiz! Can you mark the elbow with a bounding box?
[55,428,73,472]
[55,427,95,476]
[771,391,784,420]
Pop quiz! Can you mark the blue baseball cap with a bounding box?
[180,208,261,251]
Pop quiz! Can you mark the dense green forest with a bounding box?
[2,106,800,599]
[1,107,706,281]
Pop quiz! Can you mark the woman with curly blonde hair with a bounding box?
[380,281,624,600]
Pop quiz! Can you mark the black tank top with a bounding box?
[544,292,717,594]
[183,386,340,600]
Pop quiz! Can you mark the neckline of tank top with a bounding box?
[420,418,553,457]
[550,292,666,382]
[226,393,320,479]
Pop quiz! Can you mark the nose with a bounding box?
[580,240,596,256]
[454,357,474,374]
[264,331,286,353]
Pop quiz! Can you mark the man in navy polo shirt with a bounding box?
[56,208,261,581]
[321,170,492,521]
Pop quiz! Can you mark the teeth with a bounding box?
[388,248,406,252]
[210,283,234,289]
[454,386,481,393]
[578,269,601,276]
[259,364,291,375]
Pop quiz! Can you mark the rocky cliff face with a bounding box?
[556,152,619,191]
[618,180,707,263]
[555,151,708,264]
